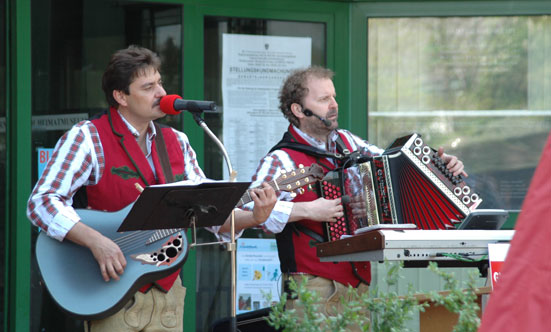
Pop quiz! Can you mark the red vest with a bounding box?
[87,108,187,292]
[276,126,371,286]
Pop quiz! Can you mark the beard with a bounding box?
[302,115,338,138]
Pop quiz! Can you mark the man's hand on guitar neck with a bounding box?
[219,182,277,233]
[66,221,127,282]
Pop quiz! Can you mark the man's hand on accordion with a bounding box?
[289,197,344,223]
[438,147,469,177]
[347,195,368,219]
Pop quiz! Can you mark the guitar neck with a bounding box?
[236,179,278,207]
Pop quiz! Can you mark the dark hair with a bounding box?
[102,45,161,107]
[279,66,334,127]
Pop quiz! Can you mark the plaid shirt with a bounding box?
[249,125,384,234]
[27,112,206,241]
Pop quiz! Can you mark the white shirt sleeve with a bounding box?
[246,150,298,234]
[26,121,102,241]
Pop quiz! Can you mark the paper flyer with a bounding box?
[236,238,281,314]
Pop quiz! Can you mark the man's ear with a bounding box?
[113,90,128,107]
[290,103,304,119]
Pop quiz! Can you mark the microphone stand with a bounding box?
[188,110,239,332]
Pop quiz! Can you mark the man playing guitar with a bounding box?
[27,45,276,332]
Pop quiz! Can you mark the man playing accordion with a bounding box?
[249,66,466,330]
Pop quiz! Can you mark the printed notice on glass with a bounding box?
[222,34,311,181]
[236,238,282,314]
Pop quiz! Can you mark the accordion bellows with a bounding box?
[321,133,482,242]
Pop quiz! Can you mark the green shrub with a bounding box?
[266,261,481,332]
[426,262,481,332]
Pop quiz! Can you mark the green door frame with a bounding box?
[180,1,349,329]
[5,0,32,332]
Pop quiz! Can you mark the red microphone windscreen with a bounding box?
[159,94,182,115]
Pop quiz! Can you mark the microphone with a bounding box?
[302,108,332,127]
[160,94,217,115]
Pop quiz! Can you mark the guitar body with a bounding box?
[36,204,189,320]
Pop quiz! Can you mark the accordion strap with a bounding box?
[270,131,348,161]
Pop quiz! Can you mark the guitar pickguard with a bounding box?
[131,234,184,267]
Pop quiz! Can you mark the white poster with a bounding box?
[222,34,311,181]
[236,238,281,314]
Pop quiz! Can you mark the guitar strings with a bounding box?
[113,228,183,253]
[114,231,153,252]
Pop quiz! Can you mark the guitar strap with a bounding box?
[154,123,175,184]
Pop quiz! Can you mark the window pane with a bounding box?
[368,16,551,210]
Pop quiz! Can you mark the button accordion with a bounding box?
[320,133,482,242]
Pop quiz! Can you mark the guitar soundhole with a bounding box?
[131,233,184,266]
[165,247,178,258]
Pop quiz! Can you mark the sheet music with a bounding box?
[354,223,418,235]
[149,178,217,187]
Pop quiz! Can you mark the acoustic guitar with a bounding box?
[36,164,323,320]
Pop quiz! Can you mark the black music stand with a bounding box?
[118,182,251,232]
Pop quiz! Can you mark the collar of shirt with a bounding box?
[291,124,340,154]
[117,110,158,178]
[117,110,156,157]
